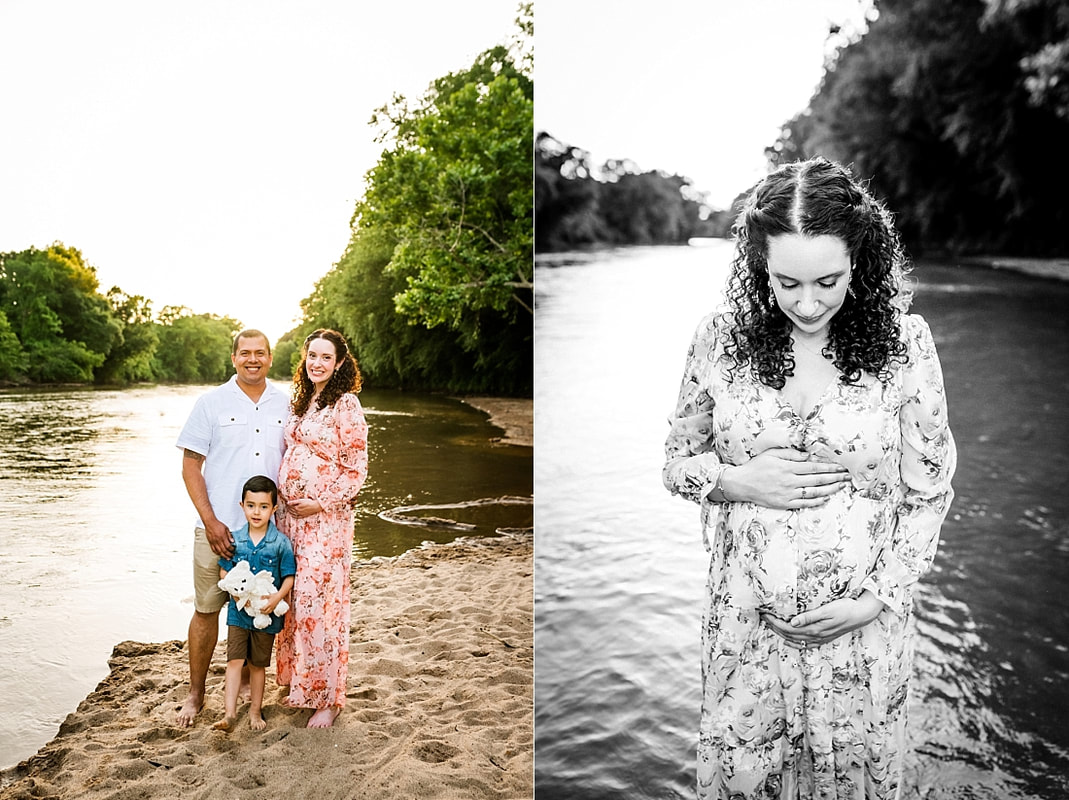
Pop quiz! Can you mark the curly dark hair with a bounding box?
[290,329,363,417]
[723,156,912,389]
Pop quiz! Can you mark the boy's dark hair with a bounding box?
[242,475,278,505]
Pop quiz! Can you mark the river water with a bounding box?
[534,243,1069,799]
[0,384,532,769]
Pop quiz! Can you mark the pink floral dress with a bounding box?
[275,392,368,710]
[664,313,956,800]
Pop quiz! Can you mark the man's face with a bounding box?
[231,335,273,387]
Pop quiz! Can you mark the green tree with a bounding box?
[303,227,511,392]
[313,3,534,394]
[0,244,120,382]
[153,308,239,383]
[97,289,160,384]
[0,310,27,381]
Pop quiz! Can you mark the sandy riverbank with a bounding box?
[457,397,533,448]
[0,396,534,799]
[0,531,533,799]
[960,255,1069,282]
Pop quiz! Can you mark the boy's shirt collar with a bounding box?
[235,520,281,546]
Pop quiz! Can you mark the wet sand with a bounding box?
[458,397,533,448]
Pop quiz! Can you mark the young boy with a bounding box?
[213,475,295,731]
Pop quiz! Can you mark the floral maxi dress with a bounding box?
[663,313,956,800]
[276,392,368,710]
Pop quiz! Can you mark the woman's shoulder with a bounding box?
[898,313,937,349]
[690,309,734,344]
[331,391,365,416]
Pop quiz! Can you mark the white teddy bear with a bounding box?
[218,560,290,630]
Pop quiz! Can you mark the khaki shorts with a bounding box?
[193,527,228,614]
[226,626,275,668]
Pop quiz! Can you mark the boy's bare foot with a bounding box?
[212,715,237,732]
[249,713,267,731]
[176,694,203,728]
[307,707,341,729]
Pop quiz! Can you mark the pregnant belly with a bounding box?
[724,496,885,617]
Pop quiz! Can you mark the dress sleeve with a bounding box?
[861,314,957,614]
[663,313,725,504]
[317,393,369,512]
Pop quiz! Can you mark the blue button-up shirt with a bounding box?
[219,522,296,634]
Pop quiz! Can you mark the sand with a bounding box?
[457,397,533,448]
[0,397,533,800]
[0,532,532,800]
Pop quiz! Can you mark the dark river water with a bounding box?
[0,384,532,768]
[533,243,1069,799]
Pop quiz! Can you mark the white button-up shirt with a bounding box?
[175,375,290,531]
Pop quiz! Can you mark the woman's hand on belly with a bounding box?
[721,448,851,509]
[761,590,885,647]
[285,497,324,518]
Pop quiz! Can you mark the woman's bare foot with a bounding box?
[212,715,238,732]
[249,712,267,731]
[176,693,204,728]
[307,707,341,728]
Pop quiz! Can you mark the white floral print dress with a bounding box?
[664,312,956,800]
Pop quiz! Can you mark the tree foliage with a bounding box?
[0,244,117,382]
[0,244,240,386]
[534,132,735,252]
[152,308,240,384]
[297,4,534,395]
[768,0,1069,255]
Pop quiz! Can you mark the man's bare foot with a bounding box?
[176,694,203,728]
[249,712,267,731]
[307,707,341,729]
[212,715,237,732]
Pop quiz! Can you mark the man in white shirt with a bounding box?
[174,329,289,727]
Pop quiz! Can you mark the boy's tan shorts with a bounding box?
[193,527,228,614]
[227,626,275,668]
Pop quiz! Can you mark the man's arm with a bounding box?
[181,448,234,558]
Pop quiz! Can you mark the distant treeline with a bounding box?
[0,243,240,385]
[537,0,1069,257]
[535,132,737,252]
[1,5,532,395]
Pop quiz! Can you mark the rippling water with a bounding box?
[534,244,1069,799]
[0,384,531,768]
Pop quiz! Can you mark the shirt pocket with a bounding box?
[257,552,279,571]
[217,413,248,448]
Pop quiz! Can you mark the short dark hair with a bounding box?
[232,329,271,355]
[242,475,278,505]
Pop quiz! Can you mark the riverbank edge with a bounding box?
[0,530,534,798]
[956,255,1069,283]
[456,396,533,448]
[535,247,1069,284]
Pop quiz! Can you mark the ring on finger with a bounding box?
[801,486,808,499]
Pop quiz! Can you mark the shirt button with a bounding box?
[255,452,260,457]
[256,428,260,433]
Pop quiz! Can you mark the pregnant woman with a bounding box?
[664,157,956,799]
[276,329,369,728]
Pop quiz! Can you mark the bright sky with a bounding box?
[0,1,522,344]
[535,0,872,209]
